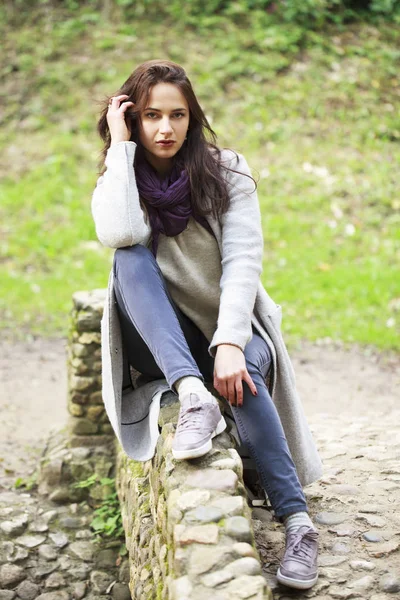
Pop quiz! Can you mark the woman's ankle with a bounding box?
[175,376,218,405]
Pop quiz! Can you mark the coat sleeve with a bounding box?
[208,152,263,357]
[91,141,151,248]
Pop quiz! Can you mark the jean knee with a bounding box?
[244,337,272,378]
[113,244,154,281]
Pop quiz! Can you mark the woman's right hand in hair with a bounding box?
[107,95,135,145]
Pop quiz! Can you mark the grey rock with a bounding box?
[28,519,49,533]
[15,580,40,600]
[38,545,58,561]
[315,512,348,526]
[356,514,386,528]
[48,489,72,504]
[0,515,29,537]
[176,490,211,511]
[350,575,375,589]
[95,549,118,569]
[225,557,261,576]
[184,506,224,524]
[0,591,16,600]
[15,535,46,548]
[0,565,25,588]
[252,508,273,523]
[0,493,22,507]
[175,523,218,545]
[363,531,383,543]
[67,566,91,581]
[331,541,351,554]
[320,567,347,581]
[59,518,84,530]
[380,573,400,593]
[69,542,94,562]
[49,533,69,549]
[329,523,357,537]
[35,593,70,600]
[350,560,376,571]
[209,496,244,517]
[42,511,59,524]
[111,583,131,600]
[0,543,14,564]
[70,448,91,460]
[75,531,92,540]
[57,557,72,571]
[89,572,114,594]
[45,573,66,589]
[224,516,252,542]
[33,565,59,581]
[71,582,86,600]
[0,542,29,564]
[185,469,238,493]
[189,546,233,576]
[232,543,257,558]
[118,560,130,584]
[202,569,233,587]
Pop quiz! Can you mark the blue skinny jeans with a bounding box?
[113,244,307,519]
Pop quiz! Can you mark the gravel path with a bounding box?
[0,338,399,599]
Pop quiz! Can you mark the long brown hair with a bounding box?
[97,59,257,220]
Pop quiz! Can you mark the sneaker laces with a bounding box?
[177,404,208,432]
[286,527,318,562]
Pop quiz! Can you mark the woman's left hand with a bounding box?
[213,344,257,407]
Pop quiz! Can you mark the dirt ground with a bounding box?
[0,337,398,486]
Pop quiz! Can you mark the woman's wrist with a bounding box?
[216,343,243,352]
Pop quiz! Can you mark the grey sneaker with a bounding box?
[172,393,226,460]
[277,526,319,590]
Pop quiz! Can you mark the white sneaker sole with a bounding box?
[172,416,227,460]
[276,568,318,590]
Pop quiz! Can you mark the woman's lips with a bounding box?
[157,141,175,146]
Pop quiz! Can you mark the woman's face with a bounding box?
[139,82,190,175]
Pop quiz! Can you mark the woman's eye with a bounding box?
[174,113,184,118]
[146,113,157,119]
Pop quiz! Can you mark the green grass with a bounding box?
[0,10,399,349]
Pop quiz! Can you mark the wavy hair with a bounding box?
[96,59,256,220]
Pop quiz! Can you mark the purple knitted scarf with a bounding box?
[135,148,215,256]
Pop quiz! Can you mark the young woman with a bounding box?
[92,59,322,590]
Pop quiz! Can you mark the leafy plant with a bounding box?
[73,474,125,540]
[14,471,38,491]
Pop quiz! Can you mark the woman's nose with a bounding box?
[159,118,173,134]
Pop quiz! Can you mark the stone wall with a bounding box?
[62,291,272,600]
[117,396,272,600]
[67,290,113,448]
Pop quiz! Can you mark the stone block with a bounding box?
[68,434,114,448]
[185,468,238,493]
[69,375,96,393]
[86,405,105,422]
[174,523,219,546]
[69,417,99,435]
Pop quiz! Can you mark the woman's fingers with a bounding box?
[227,378,236,406]
[120,101,134,113]
[214,376,227,403]
[243,371,258,396]
[108,95,132,110]
[235,378,244,407]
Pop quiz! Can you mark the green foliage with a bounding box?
[14,471,38,491]
[1,0,400,29]
[73,475,125,540]
[0,8,399,350]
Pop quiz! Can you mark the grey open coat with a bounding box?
[92,141,323,486]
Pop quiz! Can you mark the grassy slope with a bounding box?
[1,10,399,348]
